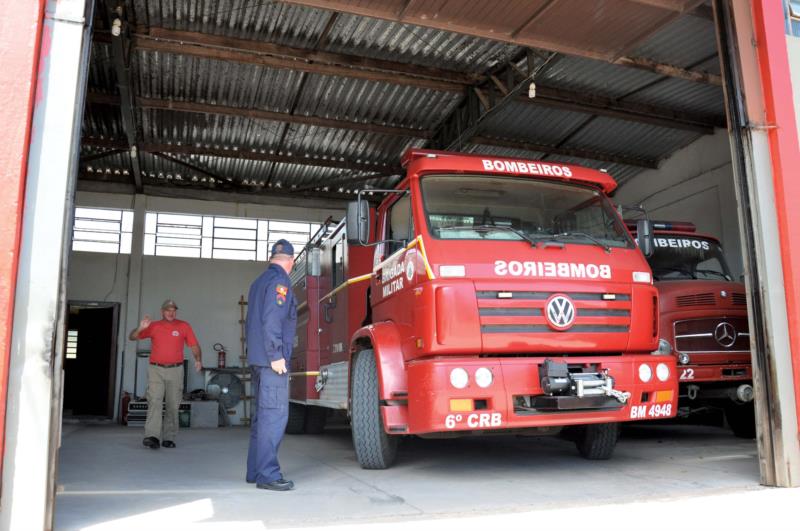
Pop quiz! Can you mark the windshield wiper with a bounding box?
[695,269,731,281]
[437,224,538,247]
[653,266,695,280]
[543,231,612,253]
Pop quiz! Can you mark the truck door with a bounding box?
[320,230,349,365]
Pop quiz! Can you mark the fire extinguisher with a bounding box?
[214,343,227,368]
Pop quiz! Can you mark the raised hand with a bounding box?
[139,315,151,330]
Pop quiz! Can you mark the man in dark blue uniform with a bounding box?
[245,239,298,491]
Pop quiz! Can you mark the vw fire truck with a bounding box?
[288,149,678,469]
[628,220,754,437]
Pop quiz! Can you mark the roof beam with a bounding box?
[627,0,705,12]
[431,53,558,151]
[91,31,723,132]
[278,0,720,83]
[76,176,351,210]
[81,138,402,174]
[105,3,143,191]
[131,31,463,93]
[471,136,659,169]
[87,92,431,139]
[613,56,722,85]
[146,27,477,85]
[527,85,724,133]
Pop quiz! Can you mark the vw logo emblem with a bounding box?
[714,322,737,348]
[545,294,576,330]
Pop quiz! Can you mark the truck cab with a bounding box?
[290,149,678,469]
[630,221,754,437]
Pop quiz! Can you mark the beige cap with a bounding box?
[161,299,179,310]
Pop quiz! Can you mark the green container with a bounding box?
[179,409,191,428]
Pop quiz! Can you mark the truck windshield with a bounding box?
[420,175,633,249]
[649,236,733,281]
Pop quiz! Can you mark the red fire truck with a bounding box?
[288,149,678,469]
[628,221,754,438]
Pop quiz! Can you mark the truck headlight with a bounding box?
[449,368,469,389]
[638,364,653,383]
[656,363,670,382]
[651,338,672,356]
[475,367,493,388]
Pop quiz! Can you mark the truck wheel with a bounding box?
[725,402,756,439]
[305,405,328,434]
[574,423,619,460]
[286,402,306,434]
[351,349,397,469]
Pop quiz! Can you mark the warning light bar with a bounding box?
[624,220,697,232]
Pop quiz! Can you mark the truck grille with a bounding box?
[477,291,630,334]
[732,293,747,305]
[674,317,750,352]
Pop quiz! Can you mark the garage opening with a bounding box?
[0,0,791,528]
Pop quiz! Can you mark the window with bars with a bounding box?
[72,207,134,254]
[143,212,320,262]
[66,330,78,360]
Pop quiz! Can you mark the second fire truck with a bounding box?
[628,220,754,437]
[287,149,678,469]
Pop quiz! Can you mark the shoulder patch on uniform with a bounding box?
[276,284,288,296]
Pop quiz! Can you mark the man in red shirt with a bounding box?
[129,299,202,449]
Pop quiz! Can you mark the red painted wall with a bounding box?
[751,0,800,430]
[0,1,47,474]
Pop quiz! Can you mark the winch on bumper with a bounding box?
[533,359,631,411]
[403,355,676,434]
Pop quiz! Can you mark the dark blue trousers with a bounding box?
[246,365,289,484]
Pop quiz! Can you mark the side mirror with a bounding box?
[346,200,370,245]
[637,219,655,257]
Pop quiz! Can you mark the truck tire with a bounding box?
[351,349,398,469]
[286,402,306,434]
[725,402,756,439]
[574,422,619,460]
[305,405,328,434]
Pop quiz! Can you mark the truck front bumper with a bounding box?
[383,355,678,435]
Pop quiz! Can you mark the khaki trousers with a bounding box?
[144,364,183,441]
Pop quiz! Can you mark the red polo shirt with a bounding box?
[138,319,199,364]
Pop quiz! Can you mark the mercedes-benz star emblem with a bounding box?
[714,322,737,348]
[545,294,576,330]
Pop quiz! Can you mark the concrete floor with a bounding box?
[55,421,766,530]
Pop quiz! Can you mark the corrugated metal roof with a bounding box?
[82,0,726,201]
[539,54,664,99]
[327,14,519,74]
[291,74,461,130]
[131,0,328,48]
[133,50,304,111]
[624,78,725,116]
[630,14,719,69]
[567,117,702,160]
[87,42,118,94]
[479,102,594,146]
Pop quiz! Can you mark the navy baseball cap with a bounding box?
[270,239,294,257]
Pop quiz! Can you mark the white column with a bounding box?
[0,0,93,528]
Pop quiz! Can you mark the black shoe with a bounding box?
[162,440,176,448]
[246,478,256,484]
[143,437,160,449]
[256,478,294,491]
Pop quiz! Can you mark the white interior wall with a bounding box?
[66,191,343,423]
[614,128,742,278]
